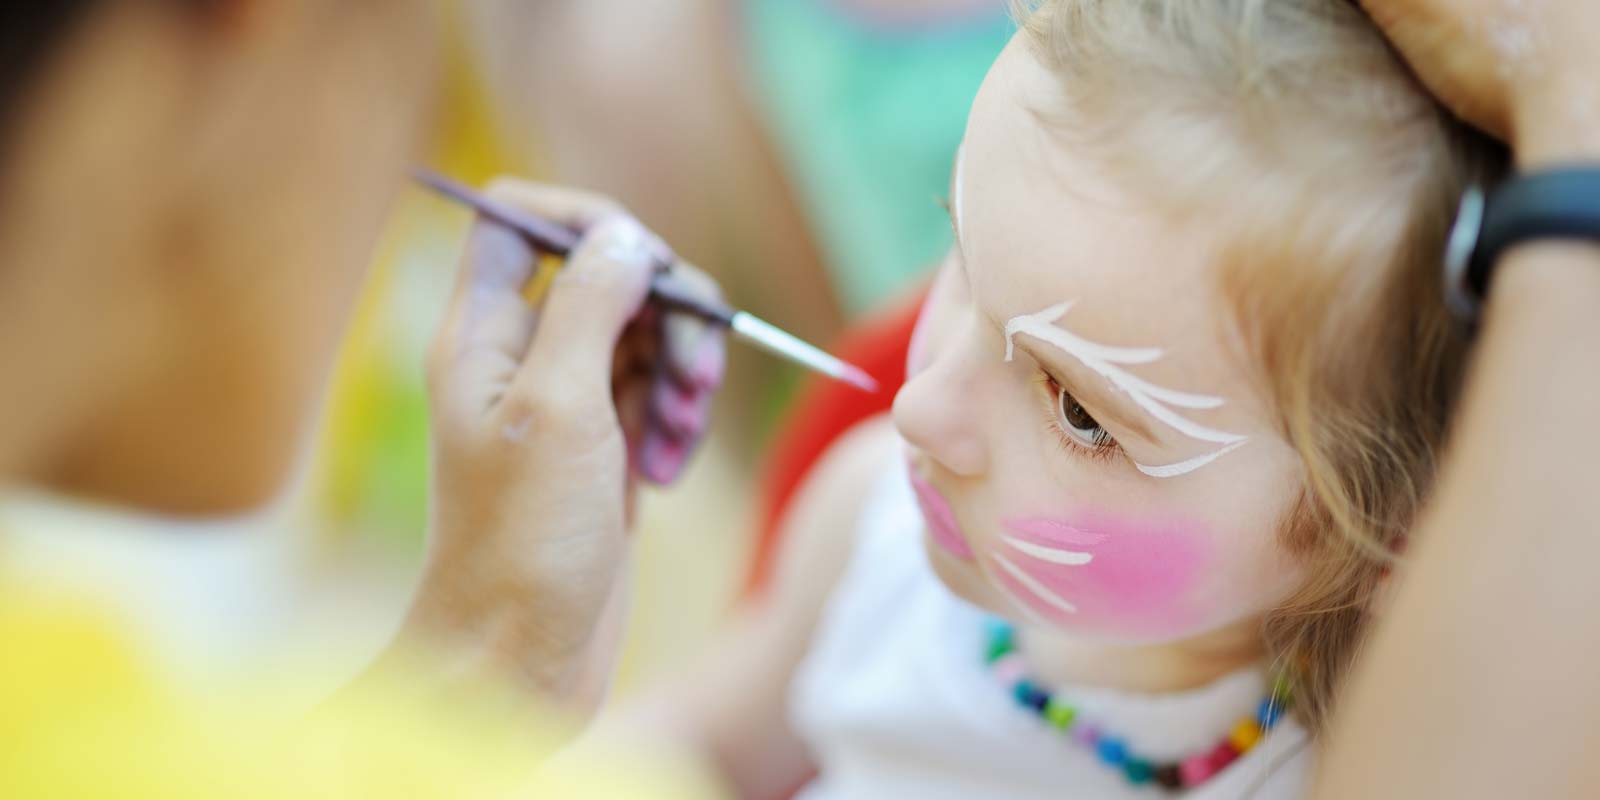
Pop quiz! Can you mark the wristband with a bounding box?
[1445,166,1600,319]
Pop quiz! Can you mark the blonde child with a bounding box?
[580,1,1505,796]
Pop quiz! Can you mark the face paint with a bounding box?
[991,511,1211,637]
[1134,440,1248,479]
[908,465,975,560]
[1003,302,1249,477]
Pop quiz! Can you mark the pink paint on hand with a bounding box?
[907,468,974,561]
[994,511,1210,638]
[637,430,691,485]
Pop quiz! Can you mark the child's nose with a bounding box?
[892,334,988,478]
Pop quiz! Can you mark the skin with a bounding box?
[0,0,724,726]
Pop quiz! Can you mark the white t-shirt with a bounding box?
[788,465,1313,799]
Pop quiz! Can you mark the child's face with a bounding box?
[895,38,1305,644]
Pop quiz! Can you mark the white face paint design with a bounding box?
[1003,302,1248,478]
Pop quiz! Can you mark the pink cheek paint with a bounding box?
[990,512,1211,638]
[907,468,974,561]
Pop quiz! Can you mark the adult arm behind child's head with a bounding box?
[1321,3,1600,797]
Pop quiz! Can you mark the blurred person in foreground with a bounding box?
[0,0,724,795]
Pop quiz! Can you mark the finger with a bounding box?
[510,214,661,411]
[430,220,539,417]
[647,373,716,442]
[480,178,631,236]
[615,365,653,475]
[655,264,729,391]
[635,425,697,487]
[430,178,631,418]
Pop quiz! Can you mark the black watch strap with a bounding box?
[1445,166,1600,319]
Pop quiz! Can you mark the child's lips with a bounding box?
[906,466,975,561]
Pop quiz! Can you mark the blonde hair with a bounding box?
[1013,0,1507,733]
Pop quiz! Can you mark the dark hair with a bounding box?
[1,2,100,139]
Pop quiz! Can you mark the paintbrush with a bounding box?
[413,169,878,393]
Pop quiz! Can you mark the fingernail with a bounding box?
[602,217,652,264]
[638,430,690,485]
[652,380,710,437]
[690,334,726,388]
[467,223,535,288]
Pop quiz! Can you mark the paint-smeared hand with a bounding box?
[401,179,724,716]
[1360,0,1600,162]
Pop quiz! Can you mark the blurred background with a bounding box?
[1,0,1009,705]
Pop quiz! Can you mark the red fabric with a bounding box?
[745,288,927,598]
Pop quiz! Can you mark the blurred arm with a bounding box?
[1315,241,1600,796]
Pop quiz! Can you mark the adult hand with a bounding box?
[397,180,725,713]
[1360,0,1600,163]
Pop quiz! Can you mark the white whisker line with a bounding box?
[1001,535,1094,566]
[1004,304,1249,447]
[993,554,1078,614]
[1134,440,1248,479]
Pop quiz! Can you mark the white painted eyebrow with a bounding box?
[1004,301,1250,478]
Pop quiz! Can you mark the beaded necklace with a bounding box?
[983,619,1291,793]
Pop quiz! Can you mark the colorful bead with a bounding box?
[1123,759,1154,784]
[986,617,1014,636]
[1257,696,1286,728]
[1096,737,1128,766]
[1043,697,1076,730]
[1228,719,1263,752]
[1209,741,1242,772]
[1179,754,1218,786]
[1072,723,1102,749]
[986,618,1015,645]
[985,638,1014,663]
[1013,680,1050,712]
[991,653,1027,685]
[1153,765,1183,790]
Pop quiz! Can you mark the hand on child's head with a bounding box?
[1360,0,1600,158]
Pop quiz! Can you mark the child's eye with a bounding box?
[1046,375,1116,451]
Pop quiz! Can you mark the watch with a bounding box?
[1444,166,1600,320]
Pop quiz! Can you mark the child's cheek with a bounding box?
[989,513,1213,639]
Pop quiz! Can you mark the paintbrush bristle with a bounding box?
[730,312,879,393]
